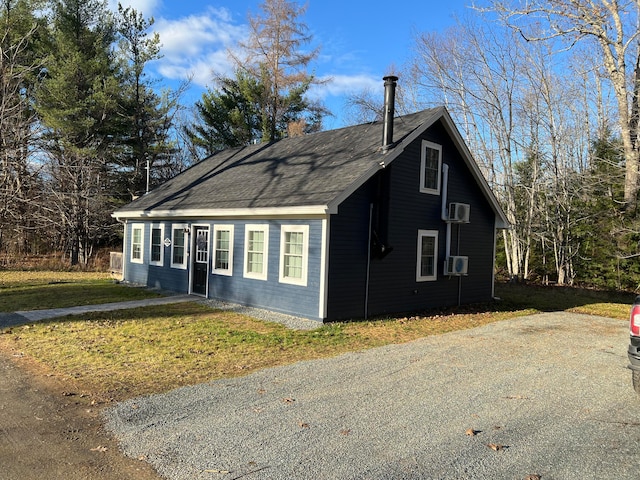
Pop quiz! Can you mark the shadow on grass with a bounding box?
[493,282,636,313]
[351,282,637,325]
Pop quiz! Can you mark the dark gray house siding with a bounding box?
[326,119,500,320]
[326,182,375,320]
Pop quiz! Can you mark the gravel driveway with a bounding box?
[105,313,640,480]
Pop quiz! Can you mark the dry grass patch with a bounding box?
[0,302,532,402]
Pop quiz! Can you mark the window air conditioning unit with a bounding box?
[448,203,470,223]
[445,255,468,275]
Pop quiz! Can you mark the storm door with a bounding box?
[191,226,209,296]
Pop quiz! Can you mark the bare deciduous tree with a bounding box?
[0,0,45,260]
[407,14,602,285]
[489,0,640,206]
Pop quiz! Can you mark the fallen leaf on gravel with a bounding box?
[90,446,108,452]
[487,443,507,451]
[340,429,351,436]
[465,428,480,436]
[257,388,266,394]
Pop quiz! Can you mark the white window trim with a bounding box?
[130,223,144,264]
[416,229,438,282]
[213,224,234,276]
[243,224,269,281]
[170,224,188,269]
[279,225,309,286]
[420,140,442,195]
[149,223,165,266]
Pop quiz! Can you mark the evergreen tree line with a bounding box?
[0,0,324,266]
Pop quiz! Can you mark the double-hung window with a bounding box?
[420,140,442,194]
[279,225,308,286]
[150,224,164,266]
[130,224,144,264]
[416,230,438,281]
[213,225,234,276]
[244,225,268,280]
[171,225,187,269]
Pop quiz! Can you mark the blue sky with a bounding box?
[108,0,473,128]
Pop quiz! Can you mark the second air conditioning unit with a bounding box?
[448,203,470,223]
[445,255,468,276]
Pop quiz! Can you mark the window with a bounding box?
[171,225,187,269]
[131,224,144,264]
[244,225,269,280]
[416,230,438,281]
[150,224,164,266]
[279,225,309,286]
[213,225,234,276]
[420,140,442,194]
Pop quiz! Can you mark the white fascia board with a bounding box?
[112,205,330,221]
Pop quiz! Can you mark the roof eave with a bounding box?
[111,205,331,221]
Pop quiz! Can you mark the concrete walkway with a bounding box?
[0,295,196,328]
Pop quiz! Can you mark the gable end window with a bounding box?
[171,225,188,269]
[244,225,269,280]
[420,140,442,195]
[279,225,309,286]
[416,229,438,281]
[131,224,144,264]
[150,224,164,266]
[213,225,234,276]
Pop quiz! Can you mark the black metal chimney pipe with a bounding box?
[382,75,398,152]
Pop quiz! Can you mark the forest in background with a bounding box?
[3,0,640,292]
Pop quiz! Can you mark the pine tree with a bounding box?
[112,5,181,199]
[35,0,119,265]
[185,72,262,156]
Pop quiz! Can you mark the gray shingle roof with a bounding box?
[112,108,508,228]
[114,109,441,217]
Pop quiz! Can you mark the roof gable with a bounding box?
[114,108,508,228]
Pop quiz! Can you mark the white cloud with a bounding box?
[150,8,247,87]
[310,74,381,100]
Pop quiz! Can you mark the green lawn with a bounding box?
[0,272,633,402]
[0,271,163,312]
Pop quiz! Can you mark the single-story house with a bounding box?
[113,77,508,322]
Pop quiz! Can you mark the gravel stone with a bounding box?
[104,312,640,479]
[200,299,322,330]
